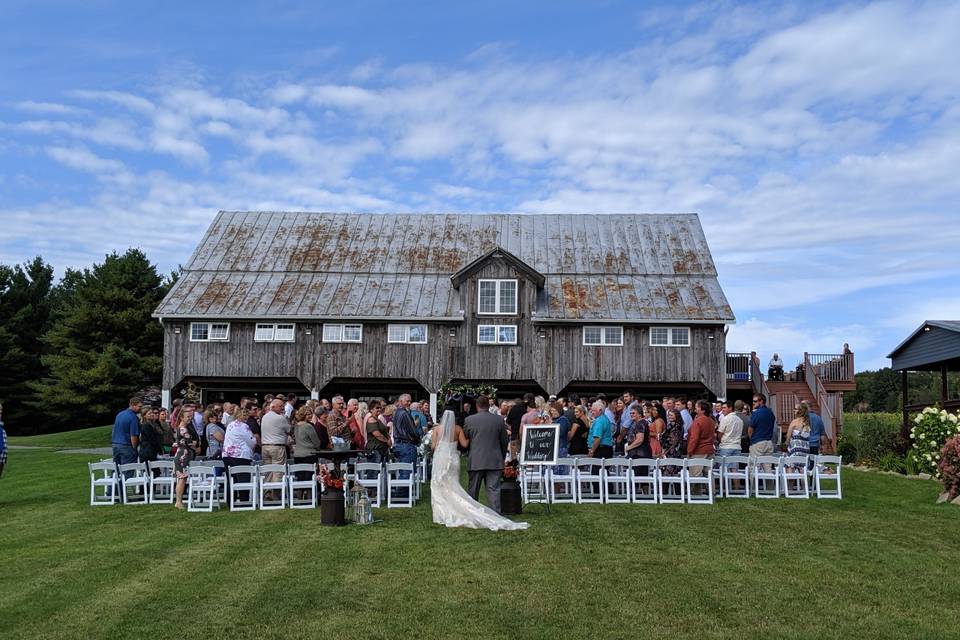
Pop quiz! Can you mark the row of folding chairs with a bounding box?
[519,455,842,505]
[89,459,425,511]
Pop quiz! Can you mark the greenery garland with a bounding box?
[438,380,498,404]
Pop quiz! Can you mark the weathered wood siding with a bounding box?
[164,258,728,395]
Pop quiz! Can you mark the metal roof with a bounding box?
[155,211,735,323]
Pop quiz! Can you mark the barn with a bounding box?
[153,211,736,413]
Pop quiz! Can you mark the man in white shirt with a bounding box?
[717,401,744,489]
[768,353,785,381]
[284,393,297,419]
[261,399,292,499]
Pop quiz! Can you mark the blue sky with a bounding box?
[1,0,958,372]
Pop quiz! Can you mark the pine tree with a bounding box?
[31,249,170,430]
[0,257,54,432]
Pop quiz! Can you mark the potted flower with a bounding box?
[319,465,347,526]
[500,460,522,515]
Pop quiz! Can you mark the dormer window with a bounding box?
[478,279,517,315]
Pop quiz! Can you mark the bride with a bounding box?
[430,410,528,531]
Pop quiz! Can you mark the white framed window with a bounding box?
[478,324,517,345]
[190,322,230,342]
[388,324,428,344]
[255,323,295,342]
[649,326,690,347]
[583,326,623,346]
[322,323,363,343]
[477,279,517,315]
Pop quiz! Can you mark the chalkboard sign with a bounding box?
[520,424,560,465]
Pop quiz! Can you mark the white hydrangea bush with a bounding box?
[910,407,960,477]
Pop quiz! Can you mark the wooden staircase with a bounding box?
[767,381,818,425]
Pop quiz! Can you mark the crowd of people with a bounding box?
[110,388,834,508]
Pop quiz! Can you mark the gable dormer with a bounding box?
[451,246,544,320]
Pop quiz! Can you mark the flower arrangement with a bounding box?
[502,459,519,482]
[438,381,498,404]
[418,431,433,461]
[318,465,344,492]
[909,407,960,477]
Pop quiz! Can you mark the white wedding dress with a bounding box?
[430,410,528,531]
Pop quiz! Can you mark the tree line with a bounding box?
[0,250,174,435]
[843,367,960,413]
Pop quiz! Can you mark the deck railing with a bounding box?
[750,352,771,403]
[807,352,855,383]
[805,352,837,439]
[726,352,752,381]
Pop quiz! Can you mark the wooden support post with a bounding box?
[900,369,910,449]
[941,364,949,407]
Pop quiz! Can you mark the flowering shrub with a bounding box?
[938,436,960,500]
[909,407,960,477]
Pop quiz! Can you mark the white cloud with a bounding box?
[46,145,125,174]
[14,101,85,115]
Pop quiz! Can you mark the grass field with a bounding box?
[7,425,112,449]
[2,434,960,639]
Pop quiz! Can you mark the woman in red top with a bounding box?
[687,400,717,457]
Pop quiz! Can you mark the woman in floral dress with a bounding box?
[661,408,686,476]
[173,412,201,509]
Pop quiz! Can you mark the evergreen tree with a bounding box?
[30,249,169,430]
[0,257,54,432]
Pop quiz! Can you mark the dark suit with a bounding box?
[462,411,509,513]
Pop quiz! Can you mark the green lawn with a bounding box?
[7,425,112,449]
[1,442,959,639]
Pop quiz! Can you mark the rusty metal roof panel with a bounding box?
[160,211,732,321]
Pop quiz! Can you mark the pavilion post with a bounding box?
[941,364,949,407]
[901,369,910,448]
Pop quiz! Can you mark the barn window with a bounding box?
[255,323,295,342]
[388,324,428,344]
[650,326,690,347]
[478,279,517,315]
[583,326,623,346]
[322,323,363,343]
[190,322,230,342]
[478,324,517,345]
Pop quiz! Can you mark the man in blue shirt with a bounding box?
[391,394,420,484]
[804,402,832,455]
[588,401,614,458]
[410,401,428,437]
[749,395,776,459]
[112,397,142,471]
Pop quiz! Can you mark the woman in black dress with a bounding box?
[567,405,591,456]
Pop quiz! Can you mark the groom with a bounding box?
[462,395,509,513]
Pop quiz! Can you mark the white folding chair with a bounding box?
[206,460,228,504]
[628,458,658,504]
[813,455,842,499]
[575,458,604,504]
[550,458,577,504]
[257,463,288,510]
[89,461,119,506]
[521,465,551,504]
[228,464,258,511]
[148,460,176,504]
[287,463,318,508]
[603,458,631,504]
[657,458,686,504]
[684,458,714,504]
[117,462,150,505]
[355,462,384,508]
[723,455,751,498]
[386,462,415,508]
[187,465,218,512]
[753,455,782,498]
[711,456,725,499]
[781,455,810,498]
